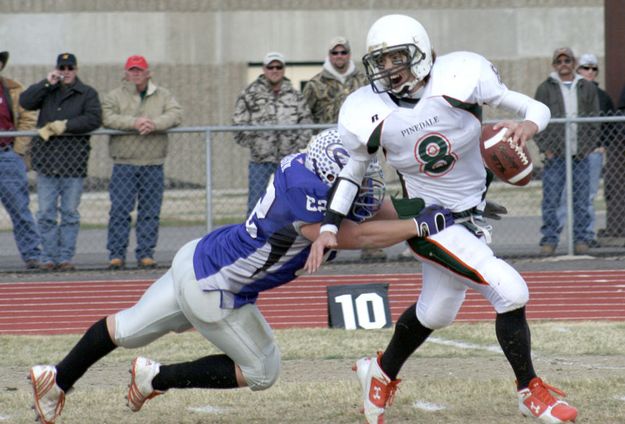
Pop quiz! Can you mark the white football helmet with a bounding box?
[305,128,385,221]
[363,14,433,96]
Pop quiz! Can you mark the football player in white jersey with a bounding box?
[27,128,455,424]
[306,14,577,424]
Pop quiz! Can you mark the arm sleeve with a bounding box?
[19,80,53,111]
[65,88,102,133]
[152,89,183,130]
[101,91,137,130]
[497,90,551,132]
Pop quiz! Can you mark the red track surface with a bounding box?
[1,270,624,335]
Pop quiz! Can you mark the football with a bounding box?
[480,125,533,186]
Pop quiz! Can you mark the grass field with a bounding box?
[2,321,624,423]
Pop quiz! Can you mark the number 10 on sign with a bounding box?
[327,283,392,330]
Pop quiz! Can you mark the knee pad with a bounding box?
[416,302,457,330]
[240,344,281,391]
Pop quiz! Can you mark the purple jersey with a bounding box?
[193,153,330,308]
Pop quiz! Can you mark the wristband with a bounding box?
[319,224,339,235]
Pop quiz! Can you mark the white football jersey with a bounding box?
[338,51,509,212]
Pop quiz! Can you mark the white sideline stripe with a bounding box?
[413,400,447,411]
[428,337,502,353]
[0,414,10,421]
[188,405,224,414]
[615,396,625,402]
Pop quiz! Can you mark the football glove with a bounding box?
[413,205,454,238]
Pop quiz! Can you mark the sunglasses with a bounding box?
[580,65,598,71]
[58,65,75,71]
[554,58,572,65]
[330,50,350,56]
[265,65,284,70]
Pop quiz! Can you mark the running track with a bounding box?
[1,270,624,335]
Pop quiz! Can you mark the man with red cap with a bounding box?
[102,55,183,270]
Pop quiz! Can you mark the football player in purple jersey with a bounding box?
[28,128,454,424]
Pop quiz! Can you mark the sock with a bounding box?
[55,318,117,392]
[380,303,433,380]
[152,354,238,390]
[495,306,537,389]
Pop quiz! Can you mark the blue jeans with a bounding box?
[36,174,83,264]
[247,162,277,215]
[0,149,41,261]
[556,150,603,240]
[540,156,591,246]
[107,164,164,261]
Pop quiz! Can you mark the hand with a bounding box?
[304,231,338,274]
[413,205,454,237]
[483,200,508,220]
[37,120,67,141]
[46,70,63,85]
[492,120,539,148]
[134,117,156,135]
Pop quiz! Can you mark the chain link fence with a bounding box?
[0,117,624,271]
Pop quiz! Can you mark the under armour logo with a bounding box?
[371,114,379,123]
[530,401,542,414]
[373,386,382,400]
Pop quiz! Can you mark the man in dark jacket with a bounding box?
[534,47,599,256]
[20,53,101,270]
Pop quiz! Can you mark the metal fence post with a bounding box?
[564,116,574,255]
[205,128,213,233]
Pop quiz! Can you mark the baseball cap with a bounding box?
[125,55,149,71]
[552,47,574,63]
[57,53,77,67]
[328,36,350,52]
[0,51,8,71]
[263,52,285,66]
[578,53,598,68]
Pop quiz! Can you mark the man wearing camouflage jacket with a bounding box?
[303,36,367,125]
[233,52,312,215]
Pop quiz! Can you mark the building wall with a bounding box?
[0,0,605,188]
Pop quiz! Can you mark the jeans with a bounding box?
[107,164,164,261]
[36,174,83,264]
[557,150,603,241]
[540,156,591,246]
[247,162,277,215]
[0,150,41,262]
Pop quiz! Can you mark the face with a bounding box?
[552,55,575,80]
[263,60,285,86]
[329,45,351,72]
[577,64,598,81]
[376,50,416,93]
[57,64,77,84]
[125,67,151,88]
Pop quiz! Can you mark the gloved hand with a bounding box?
[37,120,68,141]
[483,200,508,220]
[413,205,454,238]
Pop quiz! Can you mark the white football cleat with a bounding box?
[29,365,65,424]
[352,352,400,424]
[127,356,163,412]
[518,377,577,423]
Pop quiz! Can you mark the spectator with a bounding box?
[0,50,42,269]
[102,55,183,270]
[233,52,312,215]
[534,47,599,256]
[20,53,101,271]
[599,82,625,243]
[303,36,368,125]
[558,53,615,247]
[303,37,385,261]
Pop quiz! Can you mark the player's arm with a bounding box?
[303,201,454,273]
[492,91,551,148]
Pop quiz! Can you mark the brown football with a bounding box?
[480,125,533,186]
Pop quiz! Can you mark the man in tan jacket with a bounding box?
[0,50,42,269]
[102,55,183,270]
